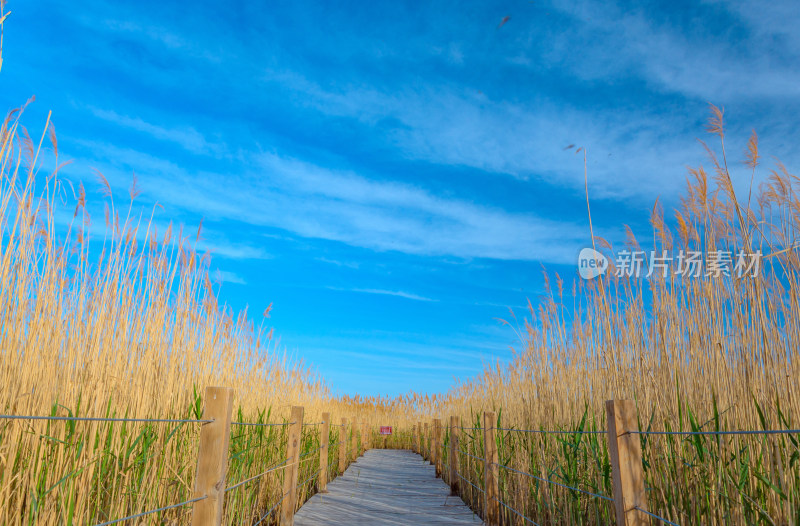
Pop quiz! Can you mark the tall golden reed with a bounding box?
[421,108,800,524]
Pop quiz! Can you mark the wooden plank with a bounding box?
[280,406,305,526]
[606,399,648,526]
[319,412,330,493]
[483,411,499,526]
[191,386,233,526]
[294,449,484,525]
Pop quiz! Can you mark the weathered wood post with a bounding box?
[430,420,437,468]
[449,416,459,495]
[606,400,648,526]
[424,422,430,462]
[361,422,368,453]
[351,420,359,460]
[433,418,442,477]
[192,386,234,526]
[319,412,330,492]
[483,411,499,526]
[280,406,305,526]
[339,418,347,474]
[417,421,422,455]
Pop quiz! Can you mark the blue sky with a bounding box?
[3,0,799,396]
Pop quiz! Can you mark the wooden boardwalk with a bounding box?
[294,449,484,525]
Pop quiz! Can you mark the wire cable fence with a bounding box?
[446,418,800,525]
[441,409,690,526]
[299,444,324,460]
[496,427,606,435]
[93,494,207,526]
[495,462,613,503]
[0,413,214,524]
[458,449,486,463]
[297,469,321,489]
[231,420,293,428]
[0,414,212,424]
[456,471,484,494]
[634,505,681,526]
[225,458,290,493]
[631,428,800,436]
[0,389,355,526]
[494,496,540,526]
[252,491,289,526]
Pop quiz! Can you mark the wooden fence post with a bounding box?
[433,418,442,477]
[280,406,305,526]
[449,416,459,495]
[191,386,234,526]
[339,418,347,474]
[424,422,430,462]
[606,400,648,526]
[483,411,499,526]
[417,421,422,455]
[351,420,359,460]
[319,412,330,493]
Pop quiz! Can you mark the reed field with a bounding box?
[0,101,402,522]
[420,111,800,524]
[1,6,799,525]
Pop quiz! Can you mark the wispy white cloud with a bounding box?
[86,106,225,156]
[261,68,708,200]
[214,270,247,285]
[201,241,271,260]
[316,257,360,269]
[326,286,437,302]
[68,141,592,263]
[537,0,800,101]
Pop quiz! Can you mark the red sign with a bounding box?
[379,426,392,435]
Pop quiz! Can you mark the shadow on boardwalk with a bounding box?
[294,449,484,525]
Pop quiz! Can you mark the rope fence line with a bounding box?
[298,444,324,460]
[495,463,614,503]
[631,429,800,436]
[0,389,361,526]
[496,427,606,435]
[494,496,540,526]
[93,494,207,526]
[460,424,800,437]
[456,471,485,494]
[252,491,289,526]
[225,458,289,493]
[458,449,486,463]
[0,414,212,424]
[296,469,321,489]
[634,505,681,526]
[231,420,293,428]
